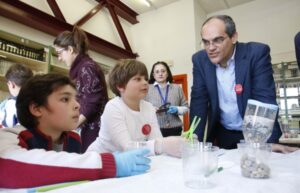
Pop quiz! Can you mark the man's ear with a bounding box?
[232,32,238,44]
[29,103,42,117]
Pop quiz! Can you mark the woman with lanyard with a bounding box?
[145,61,188,137]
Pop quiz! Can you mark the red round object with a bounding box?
[235,84,243,94]
[142,124,151,136]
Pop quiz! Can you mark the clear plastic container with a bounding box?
[238,143,272,179]
[242,99,278,143]
[182,141,218,189]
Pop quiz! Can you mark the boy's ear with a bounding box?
[7,81,16,88]
[29,103,42,117]
[117,85,125,94]
[11,82,18,89]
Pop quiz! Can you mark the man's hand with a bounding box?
[272,144,299,153]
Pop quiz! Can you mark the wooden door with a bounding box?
[172,74,189,131]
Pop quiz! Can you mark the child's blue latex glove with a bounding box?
[167,106,178,114]
[113,148,151,177]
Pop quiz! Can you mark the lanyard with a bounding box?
[156,84,169,105]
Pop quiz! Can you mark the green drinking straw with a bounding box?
[27,180,89,193]
[204,167,224,177]
[183,116,201,142]
[203,117,208,143]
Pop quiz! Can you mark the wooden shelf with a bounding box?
[0,50,48,73]
[0,30,45,50]
[0,75,5,81]
[0,30,51,101]
[50,64,69,76]
[0,75,8,92]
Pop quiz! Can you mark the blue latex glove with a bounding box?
[167,106,178,114]
[113,148,151,177]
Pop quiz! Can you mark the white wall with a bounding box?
[0,16,54,47]
[208,0,300,64]
[194,0,207,51]
[131,0,201,96]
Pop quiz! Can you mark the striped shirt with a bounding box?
[144,82,188,129]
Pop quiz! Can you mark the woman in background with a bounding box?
[54,26,108,152]
[145,61,188,137]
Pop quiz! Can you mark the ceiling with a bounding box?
[120,0,180,14]
[120,0,254,14]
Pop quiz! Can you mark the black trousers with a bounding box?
[215,123,244,149]
[160,127,182,137]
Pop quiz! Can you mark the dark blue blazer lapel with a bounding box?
[204,59,219,135]
[207,62,218,97]
[234,43,248,116]
[207,60,218,108]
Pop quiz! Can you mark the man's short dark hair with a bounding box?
[202,15,236,38]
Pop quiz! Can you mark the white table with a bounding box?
[2,149,300,193]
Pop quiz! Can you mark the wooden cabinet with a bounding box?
[0,50,49,74]
[49,48,69,76]
[0,30,50,100]
[0,30,112,101]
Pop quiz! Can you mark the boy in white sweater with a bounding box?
[88,59,183,157]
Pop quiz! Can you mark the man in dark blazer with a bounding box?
[295,31,300,68]
[190,15,282,149]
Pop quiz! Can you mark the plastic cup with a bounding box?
[125,141,148,151]
[182,141,218,189]
[240,143,272,179]
[237,142,248,156]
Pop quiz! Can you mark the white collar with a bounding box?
[216,45,236,68]
[154,81,170,87]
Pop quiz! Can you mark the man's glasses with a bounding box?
[202,36,228,48]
